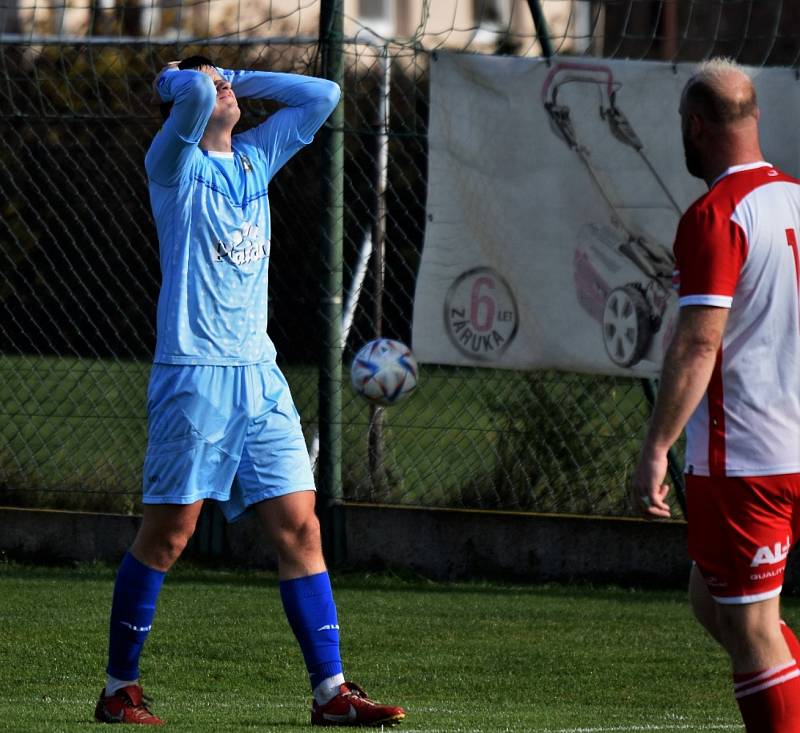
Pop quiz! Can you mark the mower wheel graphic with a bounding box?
[602,285,653,367]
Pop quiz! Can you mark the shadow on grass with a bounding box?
[0,557,698,604]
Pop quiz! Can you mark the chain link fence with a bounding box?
[2,0,799,518]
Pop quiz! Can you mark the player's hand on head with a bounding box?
[631,449,672,519]
[152,61,181,102]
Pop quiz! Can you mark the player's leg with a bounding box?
[254,492,343,697]
[690,563,800,732]
[233,362,405,726]
[95,502,205,725]
[253,492,405,726]
[687,473,800,733]
[716,596,800,733]
[96,364,243,725]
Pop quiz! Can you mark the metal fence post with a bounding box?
[527,0,555,58]
[318,0,346,565]
[368,47,391,497]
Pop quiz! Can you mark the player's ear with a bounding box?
[687,111,705,138]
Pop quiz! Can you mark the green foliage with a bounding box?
[462,372,652,514]
[0,563,746,732]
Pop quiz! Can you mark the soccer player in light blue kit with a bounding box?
[93,56,406,727]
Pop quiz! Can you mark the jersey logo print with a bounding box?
[215,221,269,266]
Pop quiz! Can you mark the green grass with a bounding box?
[0,355,658,515]
[0,563,748,732]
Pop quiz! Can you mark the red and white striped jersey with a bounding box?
[673,162,800,477]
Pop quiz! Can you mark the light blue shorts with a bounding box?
[142,362,315,522]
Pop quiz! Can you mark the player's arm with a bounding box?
[220,69,340,177]
[631,305,728,518]
[144,67,217,186]
[632,204,744,518]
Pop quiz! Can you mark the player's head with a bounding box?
[160,55,241,130]
[679,58,760,181]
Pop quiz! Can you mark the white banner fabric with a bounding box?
[412,54,800,377]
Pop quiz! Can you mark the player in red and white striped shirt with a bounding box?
[633,58,800,732]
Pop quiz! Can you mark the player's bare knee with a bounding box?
[717,606,783,655]
[272,515,321,556]
[133,529,193,571]
[291,516,322,549]
[162,531,194,565]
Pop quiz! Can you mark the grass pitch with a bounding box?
[0,562,755,732]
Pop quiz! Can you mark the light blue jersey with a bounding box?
[146,68,340,365]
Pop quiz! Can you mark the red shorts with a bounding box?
[687,473,800,604]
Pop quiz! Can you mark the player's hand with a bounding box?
[630,447,672,519]
[152,61,181,103]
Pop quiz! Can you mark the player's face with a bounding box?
[202,67,241,128]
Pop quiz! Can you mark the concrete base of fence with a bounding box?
[0,503,697,586]
[0,506,141,564]
[343,504,692,585]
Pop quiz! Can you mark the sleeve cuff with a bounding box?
[679,294,733,308]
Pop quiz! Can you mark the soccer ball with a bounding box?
[350,339,419,406]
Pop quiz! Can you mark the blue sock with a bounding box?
[106,552,166,681]
[279,571,344,690]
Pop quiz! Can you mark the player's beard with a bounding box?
[682,132,704,180]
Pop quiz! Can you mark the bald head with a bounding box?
[681,58,758,126]
[679,58,763,183]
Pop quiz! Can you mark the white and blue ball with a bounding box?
[350,338,418,406]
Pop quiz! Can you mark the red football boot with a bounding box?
[311,681,405,727]
[94,684,164,725]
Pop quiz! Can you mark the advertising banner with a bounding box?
[412,54,800,376]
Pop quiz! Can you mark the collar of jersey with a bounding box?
[710,160,772,188]
[203,150,235,160]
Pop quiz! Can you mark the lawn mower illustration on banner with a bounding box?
[541,61,681,368]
